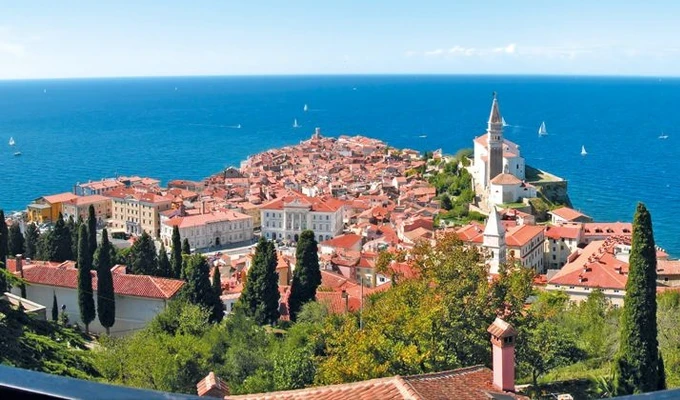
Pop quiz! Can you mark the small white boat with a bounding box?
[303,104,308,112]
[581,145,587,156]
[538,121,548,136]
[9,137,15,146]
[14,151,22,156]
[236,124,242,129]
[502,117,509,127]
[293,119,300,128]
[418,135,427,138]
[659,133,669,139]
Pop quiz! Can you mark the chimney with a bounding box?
[15,254,23,276]
[487,317,517,392]
[201,201,206,215]
[196,371,229,398]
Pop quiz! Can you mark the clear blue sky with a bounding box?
[1,1,678,79]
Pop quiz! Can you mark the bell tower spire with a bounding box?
[486,92,504,186]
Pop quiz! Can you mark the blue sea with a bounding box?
[0,75,677,257]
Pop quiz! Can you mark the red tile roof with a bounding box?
[225,365,526,399]
[583,222,632,237]
[505,225,544,247]
[490,173,522,185]
[548,238,629,290]
[544,224,581,240]
[260,191,343,212]
[320,234,362,251]
[42,192,79,204]
[550,207,590,221]
[18,263,184,299]
[63,194,110,206]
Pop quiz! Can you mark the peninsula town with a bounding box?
[0,96,675,399]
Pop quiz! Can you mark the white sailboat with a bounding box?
[581,145,587,156]
[659,132,669,139]
[236,124,242,129]
[8,137,15,146]
[502,117,509,127]
[293,118,300,128]
[14,151,22,156]
[538,121,548,136]
[303,104,309,112]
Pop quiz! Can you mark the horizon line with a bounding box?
[1,72,679,83]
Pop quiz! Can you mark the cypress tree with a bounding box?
[288,230,321,321]
[51,213,73,262]
[24,223,40,259]
[128,232,157,275]
[0,210,8,292]
[77,224,95,333]
[183,254,222,322]
[615,202,662,394]
[170,225,182,278]
[182,238,191,255]
[157,243,172,278]
[51,291,59,321]
[238,237,280,325]
[8,222,24,257]
[66,215,78,261]
[96,228,115,335]
[211,266,225,323]
[87,205,97,261]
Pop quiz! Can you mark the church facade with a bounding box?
[470,95,536,209]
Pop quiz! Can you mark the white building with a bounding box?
[260,191,345,243]
[483,207,506,275]
[470,95,531,208]
[8,258,184,336]
[160,209,254,250]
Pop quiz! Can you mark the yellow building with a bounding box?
[107,189,172,237]
[27,192,79,224]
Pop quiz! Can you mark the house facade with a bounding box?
[62,195,112,226]
[160,209,254,250]
[107,189,172,237]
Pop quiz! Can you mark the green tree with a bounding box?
[237,237,280,325]
[0,210,8,292]
[8,222,24,257]
[157,243,172,278]
[182,238,191,255]
[210,266,225,323]
[96,228,116,335]
[128,231,157,275]
[183,254,222,323]
[170,226,182,278]
[66,215,79,261]
[51,291,59,321]
[87,205,97,261]
[615,202,663,394]
[24,223,40,259]
[288,230,320,321]
[46,213,73,262]
[440,193,453,211]
[77,224,95,333]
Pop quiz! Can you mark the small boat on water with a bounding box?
[502,117,509,127]
[303,104,309,112]
[235,124,241,129]
[419,135,427,138]
[538,121,548,136]
[9,137,15,146]
[659,133,669,139]
[293,119,300,128]
[14,151,22,156]
[581,145,587,156]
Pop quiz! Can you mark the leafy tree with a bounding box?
[8,222,24,257]
[517,316,585,389]
[157,243,172,278]
[77,224,95,333]
[0,210,8,292]
[87,205,97,261]
[170,226,182,278]
[183,254,222,323]
[210,266,225,323]
[51,291,59,321]
[440,193,453,211]
[237,237,280,325]
[288,230,320,321]
[182,238,191,255]
[24,223,40,259]
[615,203,663,394]
[96,228,116,335]
[128,231,157,275]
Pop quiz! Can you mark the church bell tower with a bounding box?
[486,93,504,186]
